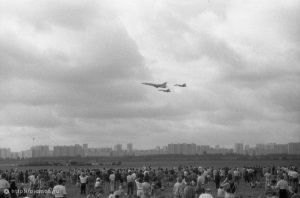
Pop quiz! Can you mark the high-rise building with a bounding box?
[276,144,288,154]
[245,145,250,151]
[234,143,244,154]
[167,144,175,154]
[75,144,84,156]
[114,144,122,152]
[31,145,49,158]
[0,148,11,159]
[288,142,300,154]
[127,144,133,152]
[83,144,88,150]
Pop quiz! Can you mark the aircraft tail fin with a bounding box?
[161,82,167,88]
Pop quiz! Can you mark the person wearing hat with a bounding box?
[221,174,237,198]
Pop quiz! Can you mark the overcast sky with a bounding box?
[0,0,299,152]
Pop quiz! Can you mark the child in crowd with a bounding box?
[250,180,256,188]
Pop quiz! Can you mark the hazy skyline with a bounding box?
[0,0,300,152]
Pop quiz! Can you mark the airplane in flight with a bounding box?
[174,83,186,87]
[159,89,171,92]
[141,82,167,88]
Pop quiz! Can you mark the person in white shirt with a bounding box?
[28,174,36,190]
[127,172,134,196]
[79,172,88,195]
[291,171,299,188]
[233,169,240,185]
[52,179,67,198]
[135,178,144,198]
[95,178,102,193]
[197,173,205,185]
[109,171,116,192]
[275,175,288,198]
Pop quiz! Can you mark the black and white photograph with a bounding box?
[0,0,299,198]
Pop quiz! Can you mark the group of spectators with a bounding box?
[0,164,299,198]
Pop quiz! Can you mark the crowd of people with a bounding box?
[0,164,299,198]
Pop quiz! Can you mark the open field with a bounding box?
[1,160,299,198]
[1,159,300,171]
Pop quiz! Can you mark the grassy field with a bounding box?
[16,176,268,198]
[1,159,300,171]
[1,160,299,198]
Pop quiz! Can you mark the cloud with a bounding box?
[0,0,299,151]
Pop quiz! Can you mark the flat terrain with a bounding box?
[1,159,300,171]
[1,160,299,198]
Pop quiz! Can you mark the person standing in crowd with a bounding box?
[275,175,289,198]
[109,171,116,192]
[173,177,184,198]
[135,178,144,198]
[8,181,17,198]
[87,172,95,193]
[234,168,240,185]
[195,180,205,198]
[182,180,195,198]
[115,171,121,190]
[28,172,36,190]
[143,176,151,198]
[291,170,299,189]
[52,179,67,198]
[103,170,110,193]
[79,172,88,195]
[215,171,221,189]
[0,173,10,198]
[221,174,237,198]
[127,171,134,196]
[95,178,102,193]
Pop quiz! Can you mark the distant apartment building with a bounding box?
[197,145,210,154]
[31,145,49,158]
[21,150,33,158]
[276,144,288,154]
[0,148,11,159]
[234,143,244,154]
[83,144,88,150]
[54,144,84,157]
[127,144,133,152]
[84,148,111,157]
[114,144,122,152]
[10,152,19,159]
[167,143,196,155]
[134,149,160,156]
[288,142,300,154]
